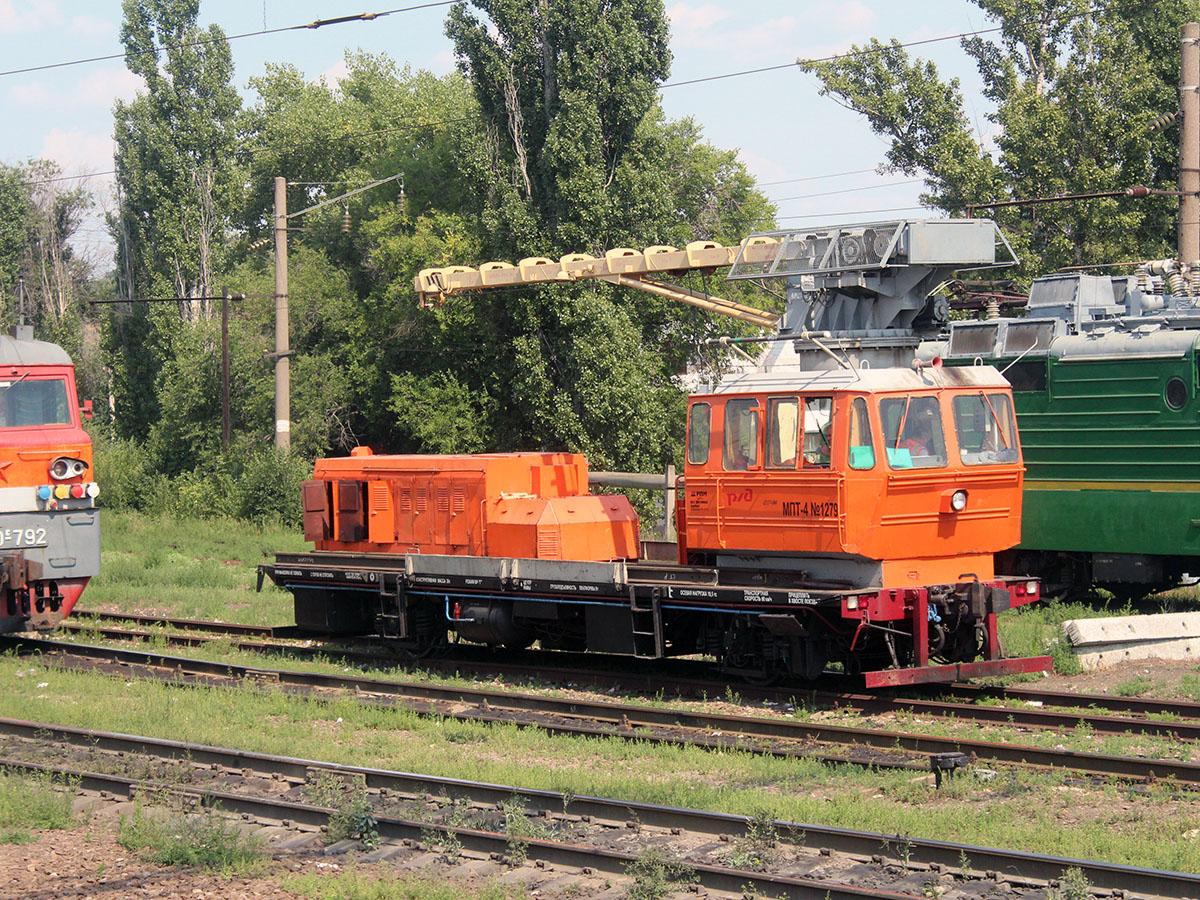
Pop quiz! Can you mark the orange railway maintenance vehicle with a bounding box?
[259,218,1051,686]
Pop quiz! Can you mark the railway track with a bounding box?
[2,716,1192,898]
[12,635,1200,787]
[65,609,1200,738]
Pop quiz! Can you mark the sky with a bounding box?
[0,0,1001,266]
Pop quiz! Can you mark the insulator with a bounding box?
[1168,272,1185,295]
[1191,261,1200,296]
[986,298,1000,319]
[341,206,351,234]
[1148,110,1181,132]
[1136,264,1151,293]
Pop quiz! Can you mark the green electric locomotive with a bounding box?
[923,269,1200,599]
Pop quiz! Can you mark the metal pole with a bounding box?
[664,464,676,541]
[1181,22,1200,264]
[273,176,291,451]
[221,287,231,451]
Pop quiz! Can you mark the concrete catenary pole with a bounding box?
[1180,23,1200,265]
[273,176,291,451]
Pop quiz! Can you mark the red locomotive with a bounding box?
[0,327,99,633]
[260,219,1050,685]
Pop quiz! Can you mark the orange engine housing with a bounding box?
[304,449,640,561]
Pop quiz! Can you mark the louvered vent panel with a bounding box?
[369,483,390,511]
[399,490,412,513]
[416,488,427,512]
[452,488,466,513]
[436,487,450,513]
[537,526,561,559]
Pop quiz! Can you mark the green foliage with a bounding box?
[1047,867,1093,900]
[1112,676,1156,697]
[801,1,1193,278]
[0,770,76,830]
[312,773,380,850]
[118,804,263,872]
[285,870,523,900]
[624,847,697,900]
[92,435,309,527]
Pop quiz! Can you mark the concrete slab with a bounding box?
[1064,613,1200,668]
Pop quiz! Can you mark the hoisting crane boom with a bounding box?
[414,239,781,328]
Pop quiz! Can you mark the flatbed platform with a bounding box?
[261,550,850,613]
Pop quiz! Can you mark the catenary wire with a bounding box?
[0,2,454,78]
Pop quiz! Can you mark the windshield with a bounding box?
[953,392,1019,465]
[0,377,72,427]
[879,395,947,468]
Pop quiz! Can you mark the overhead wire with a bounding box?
[770,179,921,202]
[0,1,455,78]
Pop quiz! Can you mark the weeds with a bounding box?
[1113,676,1155,697]
[310,772,380,849]
[118,804,262,872]
[0,769,76,830]
[1047,867,1092,900]
[726,809,778,870]
[624,847,697,900]
[500,796,552,864]
[422,798,468,863]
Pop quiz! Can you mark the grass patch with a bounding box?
[27,510,1199,874]
[0,829,34,844]
[84,511,305,625]
[0,769,76,829]
[8,655,1200,873]
[286,870,525,900]
[1113,676,1157,697]
[118,803,263,872]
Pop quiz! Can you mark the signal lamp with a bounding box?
[70,484,85,498]
[53,484,70,500]
[49,457,87,481]
[939,489,969,514]
[1025,580,1038,595]
[36,486,51,501]
[86,482,100,498]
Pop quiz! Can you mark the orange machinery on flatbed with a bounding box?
[261,218,1051,686]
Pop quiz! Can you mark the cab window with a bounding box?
[880,395,947,468]
[0,377,71,427]
[848,397,875,469]
[953,392,1019,465]
[687,403,711,465]
[723,399,759,470]
[766,397,798,469]
[802,396,832,467]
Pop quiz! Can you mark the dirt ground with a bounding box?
[1035,657,1198,697]
[0,825,304,900]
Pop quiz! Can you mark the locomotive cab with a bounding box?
[681,364,1025,588]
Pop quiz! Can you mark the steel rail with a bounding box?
[0,752,925,900]
[61,611,1200,738]
[941,682,1200,719]
[71,609,286,638]
[3,717,1193,896]
[13,637,1200,787]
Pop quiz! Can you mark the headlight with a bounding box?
[1025,580,1039,595]
[49,457,87,481]
[951,490,968,511]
